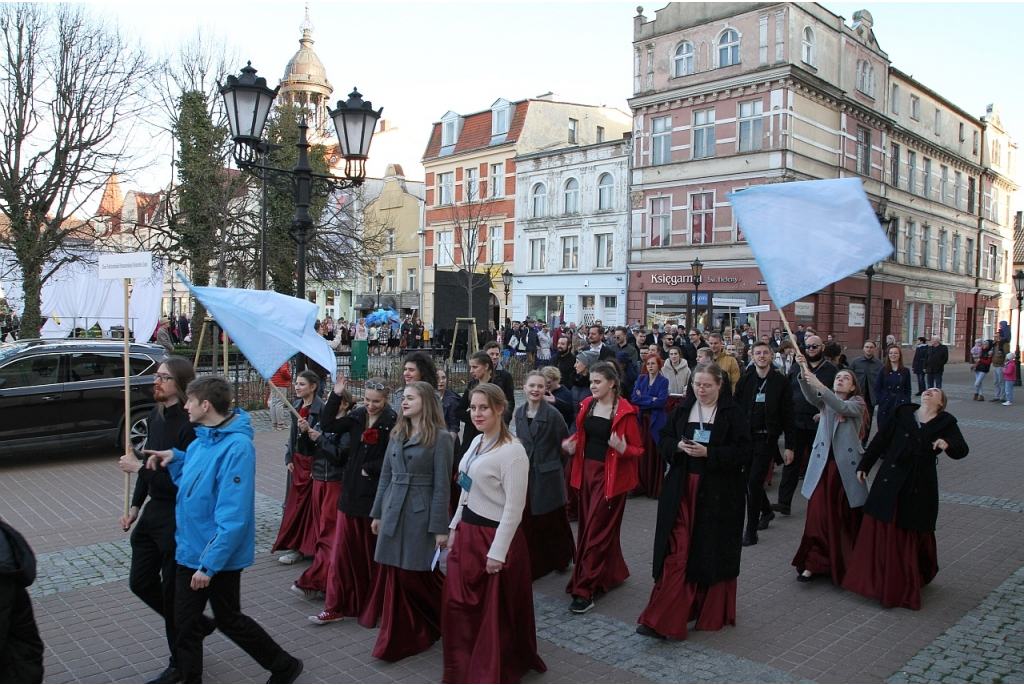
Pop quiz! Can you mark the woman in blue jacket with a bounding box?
[633,353,670,499]
[874,345,912,433]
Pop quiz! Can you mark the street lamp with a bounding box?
[220,63,381,308]
[1014,269,1024,387]
[375,272,384,309]
[690,257,703,331]
[502,269,513,333]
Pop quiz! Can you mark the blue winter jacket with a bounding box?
[167,410,256,576]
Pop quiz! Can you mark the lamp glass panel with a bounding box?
[222,91,241,139]
[233,89,259,138]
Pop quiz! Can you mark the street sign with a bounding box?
[98,252,152,280]
[713,298,747,307]
[739,304,771,313]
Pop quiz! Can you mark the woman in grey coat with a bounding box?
[791,355,870,586]
[360,381,453,662]
[514,370,573,580]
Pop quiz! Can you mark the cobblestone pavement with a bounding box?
[4,364,1024,683]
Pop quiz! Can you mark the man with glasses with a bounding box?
[773,335,837,516]
[611,326,639,367]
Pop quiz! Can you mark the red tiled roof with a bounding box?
[422,101,530,162]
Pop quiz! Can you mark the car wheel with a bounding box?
[125,411,149,453]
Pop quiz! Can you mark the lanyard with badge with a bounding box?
[755,377,768,404]
[457,434,500,493]
[693,404,714,444]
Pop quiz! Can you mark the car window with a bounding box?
[67,352,156,382]
[0,354,62,389]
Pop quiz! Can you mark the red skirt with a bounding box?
[272,453,316,555]
[664,395,683,416]
[636,413,664,499]
[441,522,546,684]
[359,564,444,661]
[295,480,342,592]
[323,513,378,617]
[521,495,575,581]
[792,458,863,586]
[566,458,629,600]
[638,473,736,639]
[842,512,938,611]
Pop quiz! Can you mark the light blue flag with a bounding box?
[176,272,335,381]
[727,178,893,307]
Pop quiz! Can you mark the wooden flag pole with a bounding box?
[268,382,304,421]
[192,320,207,371]
[223,331,229,377]
[776,305,810,375]
[122,278,132,520]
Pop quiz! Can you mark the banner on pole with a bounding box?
[99,252,152,280]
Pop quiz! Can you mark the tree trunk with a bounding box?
[18,260,44,340]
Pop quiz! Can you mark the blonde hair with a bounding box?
[469,383,514,446]
[392,381,446,447]
[540,366,561,385]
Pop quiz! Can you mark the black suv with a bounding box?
[0,339,167,457]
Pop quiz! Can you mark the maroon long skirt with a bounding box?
[792,459,863,586]
[323,513,378,617]
[272,453,316,555]
[636,413,664,499]
[664,395,683,416]
[295,480,342,592]
[842,511,938,611]
[359,564,444,661]
[637,473,736,640]
[566,458,629,600]
[521,495,575,581]
[442,522,546,684]
[565,457,579,522]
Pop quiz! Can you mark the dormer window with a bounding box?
[440,111,463,149]
[442,121,456,146]
[490,98,511,136]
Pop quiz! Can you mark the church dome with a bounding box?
[280,8,332,95]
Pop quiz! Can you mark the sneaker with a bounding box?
[267,657,303,684]
[1003,401,1013,406]
[308,610,345,625]
[289,584,323,600]
[569,595,595,614]
[278,551,304,564]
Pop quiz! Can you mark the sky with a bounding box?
[94,1,1023,210]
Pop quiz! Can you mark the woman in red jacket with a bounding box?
[561,361,643,614]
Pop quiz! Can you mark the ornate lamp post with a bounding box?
[1014,269,1024,387]
[375,272,384,309]
[690,257,704,331]
[502,268,513,331]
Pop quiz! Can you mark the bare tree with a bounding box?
[0,3,153,338]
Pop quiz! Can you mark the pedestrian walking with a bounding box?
[848,340,882,443]
[970,340,992,401]
[268,362,292,431]
[911,337,928,395]
[991,332,1009,402]
[924,336,948,389]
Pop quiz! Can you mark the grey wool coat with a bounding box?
[798,377,870,508]
[513,400,571,515]
[369,430,454,571]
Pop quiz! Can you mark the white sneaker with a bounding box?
[289,584,323,600]
[278,550,305,564]
[1003,401,1013,406]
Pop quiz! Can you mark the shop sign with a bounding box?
[649,273,742,286]
[848,303,865,327]
[648,299,664,306]
[905,287,955,305]
[794,301,814,320]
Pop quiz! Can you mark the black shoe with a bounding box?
[569,595,595,614]
[202,614,217,637]
[267,657,303,684]
[741,531,758,546]
[758,511,775,530]
[796,571,815,583]
[771,503,791,516]
[636,623,666,640]
[145,667,182,684]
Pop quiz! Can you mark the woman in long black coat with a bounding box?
[636,362,751,641]
[842,388,968,610]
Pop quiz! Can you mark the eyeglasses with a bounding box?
[806,344,821,350]
[153,373,173,383]
[364,381,386,391]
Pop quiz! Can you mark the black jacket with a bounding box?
[655,393,752,585]
[131,403,196,539]
[734,365,795,450]
[554,352,576,392]
[924,344,949,374]
[858,404,968,531]
[0,521,44,683]
[285,396,324,465]
[320,396,398,518]
[911,343,929,374]
[309,402,350,482]
[789,359,838,430]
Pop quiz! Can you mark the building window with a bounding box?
[568,118,578,144]
[386,270,395,292]
[595,234,614,270]
[921,225,930,267]
[856,60,875,97]
[490,228,503,264]
[561,235,579,270]
[386,229,395,252]
[904,220,916,266]
[529,238,545,271]
[650,197,671,247]
[965,237,975,276]
[941,305,955,345]
[437,230,454,266]
[690,192,713,245]
[952,233,961,274]
[442,120,457,146]
[910,95,920,121]
[935,109,942,135]
[801,27,814,65]
[489,163,505,199]
[564,178,580,215]
[959,122,966,142]
[718,29,739,67]
[907,151,917,195]
[954,171,963,209]
[968,176,976,213]
[988,244,998,279]
[531,183,547,218]
[890,143,900,187]
[973,130,980,155]
[887,216,899,261]
[407,268,416,291]
[465,167,479,201]
[891,84,900,114]
[438,172,454,205]
[940,165,949,204]
[675,41,695,76]
[651,115,672,165]
[938,229,948,270]
[693,108,715,159]
[738,100,763,152]
[993,139,1002,166]
[491,102,509,136]
[923,158,932,198]
[597,173,614,210]
[856,127,871,176]
[596,126,605,143]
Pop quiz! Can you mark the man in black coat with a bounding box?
[735,342,795,545]
[911,337,928,395]
[924,335,948,389]
[773,335,837,516]
[118,357,204,684]
[0,518,44,683]
[848,340,883,445]
[554,336,576,390]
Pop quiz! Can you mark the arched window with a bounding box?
[597,173,614,210]
[564,178,580,214]
[801,27,815,65]
[856,59,875,97]
[718,29,739,67]
[532,183,547,218]
[674,42,694,77]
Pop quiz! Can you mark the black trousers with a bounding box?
[776,425,818,508]
[129,522,178,667]
[746,436,775,534]
[174,566,292,683]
